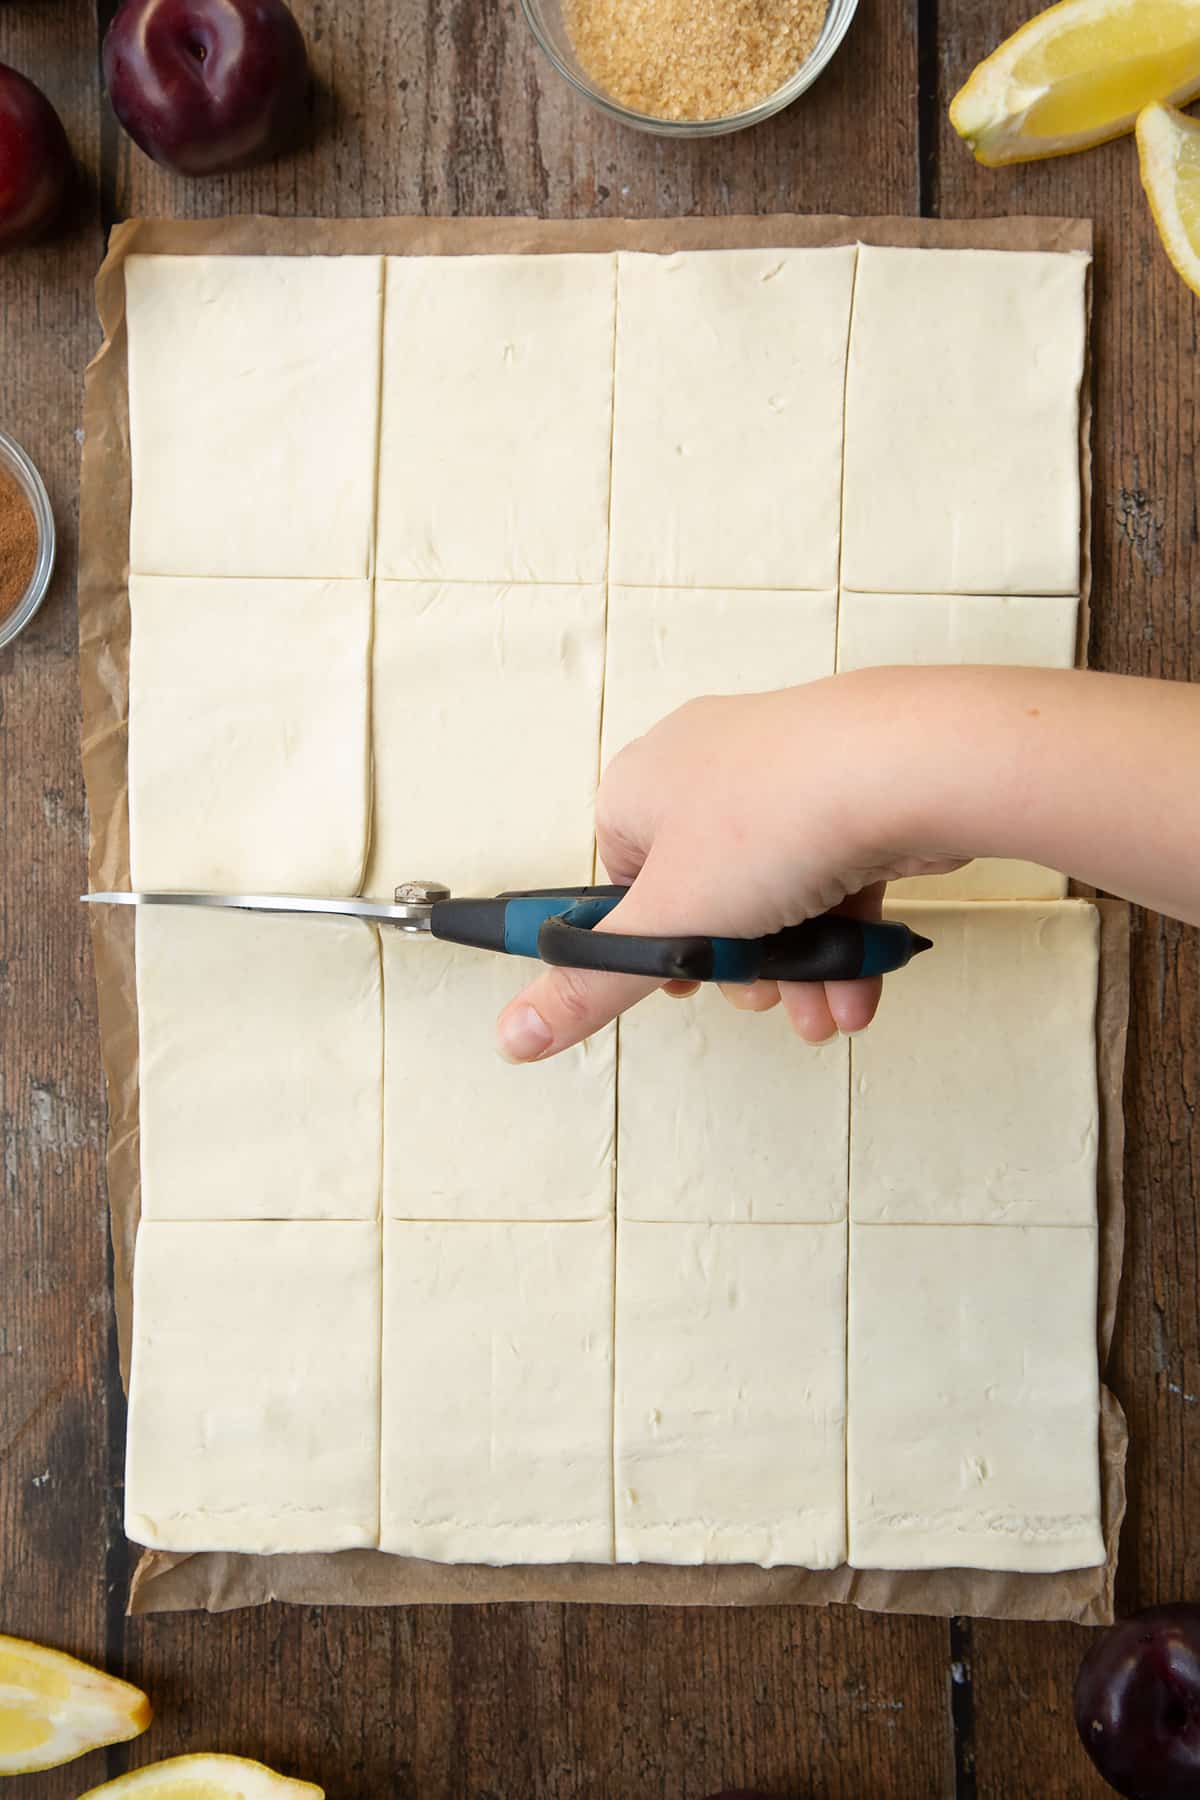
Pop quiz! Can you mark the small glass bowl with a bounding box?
[520,0,858,137]
[0,431,55,651]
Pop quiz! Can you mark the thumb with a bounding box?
[496,964,658,1063]
[495,862,679,1063]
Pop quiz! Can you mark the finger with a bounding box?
[663,979,701,1000]
[821,883,887,1033]
[826,974,883,1035]
[497,965,658,1063]
[719,979,782,1013]
[838,881,886,922]
[596,829,645,890]
[496,853,680,1061]
[778,980,838,1045]
[595,744,656,888]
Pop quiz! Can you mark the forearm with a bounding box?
[853,665,1200,924]
[497,664,1199,1061]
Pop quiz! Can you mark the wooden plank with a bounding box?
[949,1618,1115,1800]
[935,6,1200,1796]
[0,4,113,1799]
[116,1602,953,1799]
[109,0,918,222]
[98,4,958,1798]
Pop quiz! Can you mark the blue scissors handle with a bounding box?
[429,888,931,984]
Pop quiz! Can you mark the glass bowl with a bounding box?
[0,430,55,651]
[520,0,858,137]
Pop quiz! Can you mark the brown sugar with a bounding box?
[0,466,38,612]
[564,0,828,121]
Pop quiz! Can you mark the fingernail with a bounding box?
[808,1031,838,1047]
[497,1004,554,1064]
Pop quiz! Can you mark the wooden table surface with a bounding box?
[1,1,1197,1794]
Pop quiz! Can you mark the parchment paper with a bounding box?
[79,213,1123,1623]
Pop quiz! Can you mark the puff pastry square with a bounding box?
[848,1222,1104,1571]
[126,254,383,579]
[851,901,1099,1227]
[137,907,381,1222]
[610,248,856,590]
[366,581,604,898]
[841,247,1088,595]
[128,576,371,895]
[126,1222,381,1552]
[618,988,847,1223]
[616,1222,847,1567]
[376,253,617,583]
[381,1219,614,1562]
[381,935,614,1221]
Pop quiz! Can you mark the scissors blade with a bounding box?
[81,891,433,930]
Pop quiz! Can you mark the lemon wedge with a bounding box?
[0,1632,150,1774]
[1137,100,1200,294]
[951,0,1200,166]
[77,1752,325,1800]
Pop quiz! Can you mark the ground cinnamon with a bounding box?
[0,466,38,611]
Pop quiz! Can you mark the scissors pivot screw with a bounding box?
[394,880,452,906]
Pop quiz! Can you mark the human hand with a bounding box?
[495,674,965,1062]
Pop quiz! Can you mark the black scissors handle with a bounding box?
[429,887,931,984]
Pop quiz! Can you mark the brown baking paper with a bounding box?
[80,213,1122,1623]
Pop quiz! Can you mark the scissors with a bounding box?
[83,881,932,984]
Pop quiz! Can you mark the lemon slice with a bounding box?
[951,0,1200,166]
[0,1632,150,1774]
[1138,100,1200,294]
[77,1753,325,1799]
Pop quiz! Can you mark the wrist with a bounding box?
[832,664,1080,877]
[823,666,960,875]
